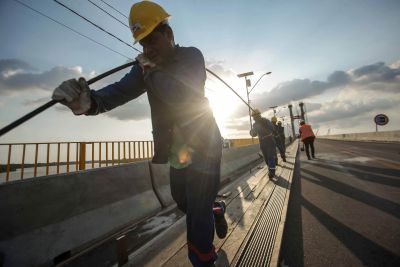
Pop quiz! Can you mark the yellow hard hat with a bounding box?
[251,108,261,117]
[271,116,277,123]
[129,1,170,43]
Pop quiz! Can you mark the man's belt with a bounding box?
[260,133,273,140]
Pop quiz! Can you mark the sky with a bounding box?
[0,0,400,144]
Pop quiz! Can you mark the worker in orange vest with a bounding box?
[299,121,316,160]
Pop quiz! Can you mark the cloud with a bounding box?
[0,59,85,95]
[0,59,35,75]
[309,96,399,124]
[222,60,399,135]
[235,60,400,117]
[351,61,400,83]
[3,58,399,130]
[104,95,150,121]
[23,97,50,106]
[205,59,237,79]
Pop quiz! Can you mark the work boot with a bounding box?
[214,201,228,239]
[268,169,275,179]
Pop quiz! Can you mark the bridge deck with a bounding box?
[280,139,400,267]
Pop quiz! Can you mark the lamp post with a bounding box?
[237,71,254,136]
[249,72,272,94]
[237,71,272,134]
[269,106,278,117]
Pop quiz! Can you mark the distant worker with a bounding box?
[277,121,286,152]
[52,1,227,266]
[271,116,286,162]
[250,109,277,179]
[299,121,316,160]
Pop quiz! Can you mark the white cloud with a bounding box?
[224,60,400,134]
[2,58,399,135]
[0,58,87,95]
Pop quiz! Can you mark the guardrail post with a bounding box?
[116,235,128,266]
[79,142,86,170]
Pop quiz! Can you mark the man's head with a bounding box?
[271,116,277,124]
[277,121,282,126]
[251,108,262,121]
[129,1,175,65]
[299,120,305,126]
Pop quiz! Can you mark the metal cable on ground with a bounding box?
[53,0,141,53]
[11,0,132,60]
[86,0,129,28]
[99,0,128,18]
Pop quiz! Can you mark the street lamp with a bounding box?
[249,72,272,94]
[237,71,254,137]
[269,106,278,117]
[237,71,272,132]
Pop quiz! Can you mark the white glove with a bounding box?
[250,128,258,137]
[52,77,91,115]
[135,54,156,73]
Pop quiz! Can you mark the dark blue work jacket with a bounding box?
[88,46,221,163]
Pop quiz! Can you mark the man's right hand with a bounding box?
[250,128,258,137]
[52,77,92,115]
[135,54,156,74]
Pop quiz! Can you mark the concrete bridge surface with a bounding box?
[281,139,400,267]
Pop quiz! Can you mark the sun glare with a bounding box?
[206,86,242,136]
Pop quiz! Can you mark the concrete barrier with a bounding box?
[149,163,174,208]
[221,144,262,183]
[318,130,400,143]
[0,161,161,267]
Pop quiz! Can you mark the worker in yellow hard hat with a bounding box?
[52,1,226,266]
[277,121,286,152]
[271,116,286,162]
[250,109,278,179]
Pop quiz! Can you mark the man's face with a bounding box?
[139,27,174,66]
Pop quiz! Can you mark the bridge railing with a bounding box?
[0,141,154,183]
[0,137,281,183]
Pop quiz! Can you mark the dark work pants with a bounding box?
[274,136,286,158]
[260,138,277,176]
[303,136,315,159]
[170,153,221,267]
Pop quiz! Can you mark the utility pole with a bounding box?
[299,102,306,122]
[288,104,296,138]
[269,106,278,118]
[237,71,254,141]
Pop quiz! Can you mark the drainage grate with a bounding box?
[233,176,289,267]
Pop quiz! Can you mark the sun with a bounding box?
[205,86,240,123]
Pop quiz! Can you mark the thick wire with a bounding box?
[206,69,255,111]
[86,0,129,28]
[11,0,132,60]
[99,0,128,18]
[53,0,141,53]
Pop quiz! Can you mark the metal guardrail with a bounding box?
[0,141,153,182]
[0,137,294,183]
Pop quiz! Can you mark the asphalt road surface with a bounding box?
[280,139,400,267]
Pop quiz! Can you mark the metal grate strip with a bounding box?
[234,174,289,267]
